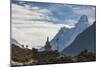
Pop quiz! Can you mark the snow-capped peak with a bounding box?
[50,15,90,52]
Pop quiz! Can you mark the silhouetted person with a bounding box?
[26,45,28,48]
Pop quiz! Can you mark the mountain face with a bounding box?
[50,15,89,52]
[11,38,23,48]
[62,22,96,56]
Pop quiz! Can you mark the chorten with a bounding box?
[44,37,52,51]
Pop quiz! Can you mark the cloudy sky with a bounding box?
[12,0,96,49]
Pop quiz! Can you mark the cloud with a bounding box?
[12,3,53,24]
[64,19,77,26]
[46,4,76,23]
[12,2,96,49]
[49,4,95,24]
[12,3,73,49]
[18,1,26,4]
[73,6,96,24]
[12,1,96,25]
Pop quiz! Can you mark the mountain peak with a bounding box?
[79,15,88,22]
[50,15,90,52]
[75,15,89,33]
[76,15,89,28]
